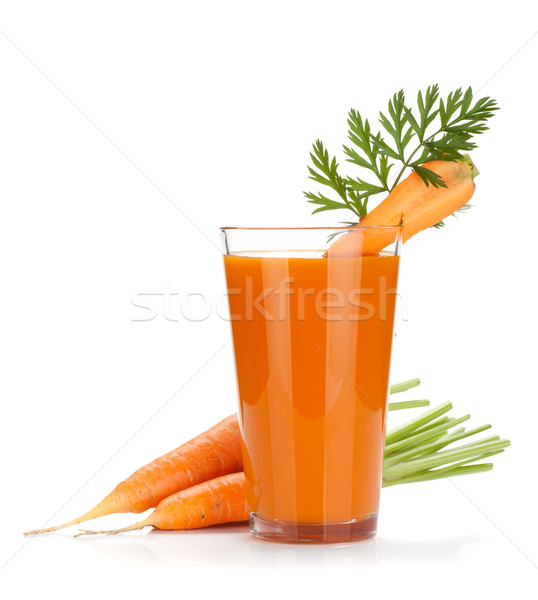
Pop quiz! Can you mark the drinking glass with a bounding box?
[221,226,402,543]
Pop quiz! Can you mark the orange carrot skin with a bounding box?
[114,414,243,514]
[330,159,476,256]
[80,473,249,535]
[363,160,475,241]
[149,472,248,530]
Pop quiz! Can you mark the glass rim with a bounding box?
[220,225,403,232]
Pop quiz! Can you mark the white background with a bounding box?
[1,1,537,598]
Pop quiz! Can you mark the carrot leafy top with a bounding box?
[304,85,498,224]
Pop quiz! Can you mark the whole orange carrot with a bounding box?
[24,414,242,535]
[76,472,248,536]
[329,158,478,256]
[76,397,508,536]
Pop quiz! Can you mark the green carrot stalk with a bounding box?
[383,424,493,468]
[382,463,494,487]
[394,449,507,484]
[443,434,501,453]
[383,439,511,480]
[389,378,421,394]
[385,401,453,446]
[379,378,509,487]
[408,424,492,455]
[406,415,452,436]
[384,414,471,456]
[388,399,430,411]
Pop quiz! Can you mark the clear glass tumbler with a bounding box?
[221,226,402,543]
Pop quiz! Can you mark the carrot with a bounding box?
[329,158,478,256]
[62,393,507,537]
[24,414,242,535]
[76,472,248,536]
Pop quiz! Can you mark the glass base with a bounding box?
[250,512,378,544]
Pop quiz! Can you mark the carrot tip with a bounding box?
[74,529,106,538]
[74,525,142,537]
[23,524,70,536]
[22,502,116,536]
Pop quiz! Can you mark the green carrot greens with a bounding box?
[383,379,509,487]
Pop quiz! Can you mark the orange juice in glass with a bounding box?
[221,226,401,543]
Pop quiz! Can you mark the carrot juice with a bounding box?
[222,227,401,542]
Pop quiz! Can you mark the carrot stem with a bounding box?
[389,378,421,394]
[388,399,430,411]
[384,414,470,456]
[385,401,453,446]
[383,440,510,480]
[382,463,494,487]
[383,424,492,468]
